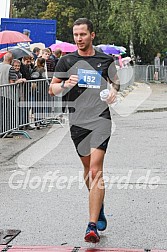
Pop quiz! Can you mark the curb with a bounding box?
[136,107,167,113]
[118,82,167,113]
[0,124,62,165]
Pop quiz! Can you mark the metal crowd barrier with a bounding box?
[146,65,167,83]
[117,65,149,91]
[134,65,148,83]
[0,79,62,138]
[118,66,134,91]
[0,83,18,136]
[1,65,165,138]
[118,64,167,87]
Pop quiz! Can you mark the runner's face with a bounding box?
[73,24,95,51]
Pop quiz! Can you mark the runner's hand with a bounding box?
[48,85,55,96]
[65,75,78,88]
[106,87,117,104]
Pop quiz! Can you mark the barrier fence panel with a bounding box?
[146,65,167,83]
[0,83,18,136]
[118,66,134,91]
[2,64,165,137]
[0,79,62,137]
[134,65,147,83]
[18,79,62,125]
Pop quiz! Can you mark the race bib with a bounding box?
[78,68,102,89]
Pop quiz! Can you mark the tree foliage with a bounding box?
[39,0,112,44]
[12,0,167,63]
[12,0,48,18]
[39,1,78,42]
[108,0,167,62]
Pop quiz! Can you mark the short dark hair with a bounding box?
[23,55,31,61]
[54,49,62,56]
[33,47,40,53]
[73,18,93,33]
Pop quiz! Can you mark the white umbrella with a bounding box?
[55,39,62,44]
[30,43,45,51]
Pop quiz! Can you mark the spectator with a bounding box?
[54,49,62,66]
[154,52,161,81]
[47,47,57,67]
[12,59,26,83]
[54,48,62,58]
[52,48,67,115]
[31,58,47,128]
[41,48,55,78]
[0,52,17,84]
[31,57,46,79]
[0,52,17,135]
[162,52,167,83]
[30,54,35,67]
[20,55,33,80]
[20,55,35,130]
[12,59,27,126]
[32,47,40,61]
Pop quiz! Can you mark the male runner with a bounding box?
[49,18,120,243]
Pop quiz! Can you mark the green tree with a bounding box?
[108,0,167,63]
[39,1,79,42]
[39,0,112,44]
[12,0,167,63]
[12,0,48,18]
[79,0,112,45]
[12,0,112,44]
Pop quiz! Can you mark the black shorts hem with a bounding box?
[70,125,111,157]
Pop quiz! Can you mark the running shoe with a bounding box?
[84,222,100,243]
[97,204,107,231]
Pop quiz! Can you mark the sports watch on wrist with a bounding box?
[60,81,66,89]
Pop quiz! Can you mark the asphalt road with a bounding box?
[0,109,167,250]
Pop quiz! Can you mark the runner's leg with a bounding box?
[89,148,105,223]
[80,148,105,223]
[80,155,90,190]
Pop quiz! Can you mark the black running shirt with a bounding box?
[54,50,116,126]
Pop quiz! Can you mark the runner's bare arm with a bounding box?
[49,75,78,96]
[106,74,120,104]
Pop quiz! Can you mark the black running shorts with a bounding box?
[70,122,111,157]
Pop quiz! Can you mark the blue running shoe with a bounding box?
[97,204,107,231]
[84,222,100,243]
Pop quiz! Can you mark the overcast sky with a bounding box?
[0,0,10,23]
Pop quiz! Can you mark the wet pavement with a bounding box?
[0,83,167,251]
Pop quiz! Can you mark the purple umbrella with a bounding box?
[97,44,121,54]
